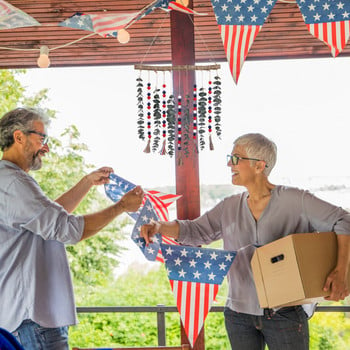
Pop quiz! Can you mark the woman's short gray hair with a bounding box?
[0,107,50,151]
[233,133,277,176]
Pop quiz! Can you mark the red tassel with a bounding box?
[143,139,151,153]
[209,134,214,151]
[160,139,167,155]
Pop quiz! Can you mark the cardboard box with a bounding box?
[251,232,349,309]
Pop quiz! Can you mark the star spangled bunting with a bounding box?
[161,243,236,347]
[0,0,41,29]
[59,11,141,38]
[296,0,350,57]
[210,0,277,83]
[104,173,181,261]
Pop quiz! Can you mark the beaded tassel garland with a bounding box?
[135,64,222,158]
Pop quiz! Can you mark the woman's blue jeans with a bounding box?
[12,319,69,350]
[224,306,309,350]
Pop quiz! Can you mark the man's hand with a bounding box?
[86,167,114,186]
[119,185,144,212]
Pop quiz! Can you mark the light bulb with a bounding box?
[117,29,130,44]
[37,46,50,68]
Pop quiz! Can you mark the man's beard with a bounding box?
[24,142,42,171]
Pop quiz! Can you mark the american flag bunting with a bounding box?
[0,0,40,29]
[296,0,350,56]
[210,0,277,83]
[104,173,181,261]
[161,243,236,347]
[59,11,142,38]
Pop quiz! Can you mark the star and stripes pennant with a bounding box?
[105,173,181,261]
[59,11,142,38]
[296,0,350,57]
[0,0,40,29]
[210,0,277,83]
[161,243,237,347]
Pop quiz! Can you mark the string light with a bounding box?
[117,29,130,44]
[37,46,50,68]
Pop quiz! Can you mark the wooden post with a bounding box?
[170,2,204,349]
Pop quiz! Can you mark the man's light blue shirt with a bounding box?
[0,160,84,332]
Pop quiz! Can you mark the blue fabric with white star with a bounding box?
[210,0,277,26]
[161,243,237,284]
[296,0,350,24]
[131,199,162,261]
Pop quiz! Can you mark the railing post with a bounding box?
[157,304,166,346]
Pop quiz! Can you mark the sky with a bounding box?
[17,56,350,189]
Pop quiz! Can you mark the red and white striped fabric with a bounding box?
[306,21,350,57]
[167,1,208,16]
[170,280,219,347]
[219,24,262,84]
[89,12,141,37]
[145,190,182,262]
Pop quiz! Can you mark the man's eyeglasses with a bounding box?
[227,154,268,167]
[26,130,49,145]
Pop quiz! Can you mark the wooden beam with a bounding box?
[170,2,203,349]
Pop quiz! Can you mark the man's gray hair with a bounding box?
[234,133,277,176]
[0,107,50,151]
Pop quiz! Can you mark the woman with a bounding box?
[141,133,350,350]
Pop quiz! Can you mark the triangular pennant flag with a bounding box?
[210,0,277,83]
[161,243,236,347]
[168,1,208,16]
[0,0,41,29]
[296,0,350,57]
[104,173,180,261]
[59,11,141,38]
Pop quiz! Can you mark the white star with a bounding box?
[251,15,258,22]
[204,260,212,269]
[166,267,171,275]
[146,204,153,211]
[308,4,316,11]
[179,269,186,277]
[322,3,330,11]
[267,0,274,5]
[221,4,228,11]
[189,259,197,267]
[208,272,216,280]
[240,0,247,3]
[313,13,321,21]
[77,19,85,27]
[337,2,344,10]
[193,271,201,279]
[225,14,232,22]
[238,14,245,22]
[152,235,159,244]
[210,252,218,260]
[247,5,254,12]
[342,11,350,18]
[166,246,174,255]
[328,12,335,20]
[174,257,182,266]
[253,0,260,4]
[225,253,234,261]
[180,248,188,257]
[142,214,148,222]
[195,250,203,258]
[234,4,241,11]
[147,247,154,255]
[261,6,268,13]
[219,262,227,270]
[137,240,144,248]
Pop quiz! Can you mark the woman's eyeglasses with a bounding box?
[227,154,268,167]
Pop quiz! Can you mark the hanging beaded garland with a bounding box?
[135,64,221,157]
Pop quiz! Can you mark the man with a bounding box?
[141,133,350,350]
[0,107,144,350]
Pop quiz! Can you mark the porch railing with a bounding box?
[76,305,350,347]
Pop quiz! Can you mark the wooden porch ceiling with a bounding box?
[1,0,350,69]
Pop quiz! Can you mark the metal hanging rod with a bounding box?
[134,64,220,71]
